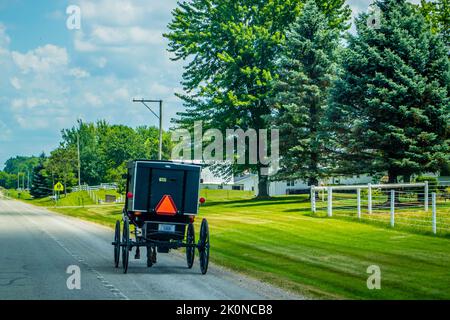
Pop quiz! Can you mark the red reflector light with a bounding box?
[134,211,142,216]
[127,192,134,199]
[189,216,195,223]
[199,197,206,204]
[155,195,177,216]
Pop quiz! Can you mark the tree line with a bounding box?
[0,121,172,198]
[165,0,449,197]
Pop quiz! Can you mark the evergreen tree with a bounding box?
[328,0,450,183]
[165,0,350,197]
[272,0,340,186]
[30,156,51,199]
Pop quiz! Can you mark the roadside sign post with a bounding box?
[54,182,64,206]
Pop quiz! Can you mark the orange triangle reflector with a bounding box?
[155,195,177,216]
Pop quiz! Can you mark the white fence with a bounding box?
[311,181,450,236]
[71,183,124,204]
[71,183,118,193]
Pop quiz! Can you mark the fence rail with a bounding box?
[71,183,124,204]
[71,183,118,193]
[311,181,450,236]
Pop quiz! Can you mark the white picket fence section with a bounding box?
[72,183,118,193]
[71,183,124,204]
[311,181,450,235]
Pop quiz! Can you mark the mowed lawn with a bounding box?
[8,189,450,299]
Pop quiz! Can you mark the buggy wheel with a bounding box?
[146,246,153,267]
[122,220,130,273]
[198,219,210,275]
[186,223,195,269]
[114,220,121,268]
[152,246,157,264]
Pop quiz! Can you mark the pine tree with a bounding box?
[30,159,51,199]
[328,0,450,184]
[272,0,340,186]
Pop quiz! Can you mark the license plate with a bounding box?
[158,224,175,233]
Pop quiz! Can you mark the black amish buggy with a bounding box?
[112,160,210,274]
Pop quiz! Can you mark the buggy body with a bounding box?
[112,160,210,274]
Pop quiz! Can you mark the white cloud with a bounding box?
[74,31,99,52]
[12,44,68,74]
[0,120,12,142]
[91,25,164,45]
[69,67,90,79]
[45,10,65,20]
[11,98,51,110]
[72,0,175,53]
[10,77,21,89]
[94,56,107,68]
[84,92,102,107]
[78,0,171,26]
[0,24,10,48]
[15,115,51,130]
[113,87,130,100]
[11,99,23,109]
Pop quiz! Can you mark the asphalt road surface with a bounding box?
[0,196,300,300]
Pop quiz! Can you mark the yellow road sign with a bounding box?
[54,182,64,192]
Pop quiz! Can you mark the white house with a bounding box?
[233,174,258,192]
[172,160,234,190]
[178,159,376,195]
[233,174,374,196]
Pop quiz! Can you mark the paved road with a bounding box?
[0,197,299,300]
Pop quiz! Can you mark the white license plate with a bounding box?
[158,224,176,233]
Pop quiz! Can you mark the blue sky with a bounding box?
[0,0,418,168]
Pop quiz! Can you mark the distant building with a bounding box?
[177,159,376,196]
[233,174,258,192]
[233,174,374,196]
[172,160,234,190]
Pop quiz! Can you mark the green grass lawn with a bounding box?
[200,189,254,201]
[5,189,96,207]
[4,188,450,299]
[91,189,124,203]
[3,188,124,207]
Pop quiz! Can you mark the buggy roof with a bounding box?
[127,160,201,172]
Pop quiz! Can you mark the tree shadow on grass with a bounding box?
[204,196,310,209]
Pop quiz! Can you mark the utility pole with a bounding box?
[77,131,81,189]
[132,99,163,160]
[159,100,163,161]
[17,173,19,190]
